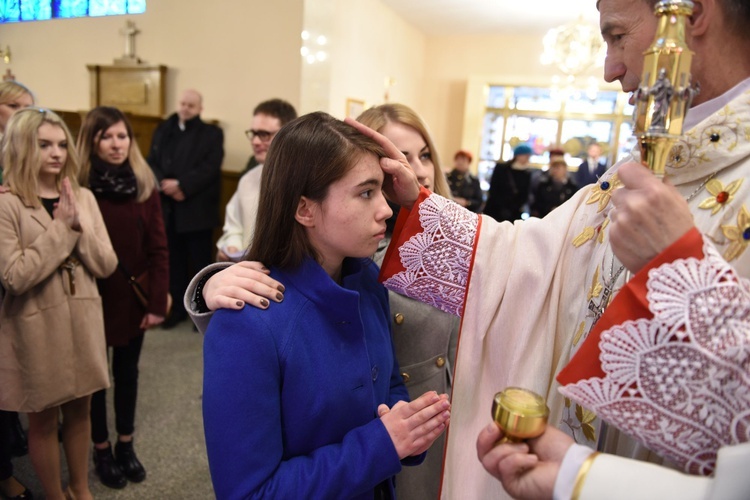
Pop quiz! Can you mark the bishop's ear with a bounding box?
[294,196,318,227]
[687,0,711,37]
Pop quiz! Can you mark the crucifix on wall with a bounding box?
[115,20,142,65]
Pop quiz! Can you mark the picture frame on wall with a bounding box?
[346,98,366,120]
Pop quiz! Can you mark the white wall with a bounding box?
[1,0,616,175]
[0,0,304,171]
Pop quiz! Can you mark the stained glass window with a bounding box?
[1,0,145,23]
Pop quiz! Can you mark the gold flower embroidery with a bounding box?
[597,217,610,244]
[572,321,586,347]
[721,204,750,262]
[668,143,691,169]
[587,267,602,302]
[698,178,743,215]
[573,226,596,247]
[575,404,597,442]
[585,174,621,213]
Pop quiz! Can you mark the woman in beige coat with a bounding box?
[0,108,117,500]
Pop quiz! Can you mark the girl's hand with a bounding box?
[380,391,450,459]
[53,178,81,231]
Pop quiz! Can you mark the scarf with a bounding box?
[89,155,137,201]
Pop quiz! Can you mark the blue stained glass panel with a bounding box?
[1,0,145,22]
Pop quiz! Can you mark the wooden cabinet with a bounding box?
[87,64,167,118]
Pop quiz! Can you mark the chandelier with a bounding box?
[540,17,605,100]
[540,17,604,76]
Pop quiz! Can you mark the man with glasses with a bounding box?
[147,89,224,328]
[216,99,297,262]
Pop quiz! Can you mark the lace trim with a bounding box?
[382,194,478,316]
[559,243,750,475]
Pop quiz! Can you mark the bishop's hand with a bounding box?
[609,162,695,274]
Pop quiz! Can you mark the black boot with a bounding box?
[9,412,28,457]
[115,440,146,483]
[93,444,127,489]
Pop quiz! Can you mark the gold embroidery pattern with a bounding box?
[597,217,610,244]
[587,267,602,302]
[720,204,750,262]
[585,174,621,213]
[572,321,586,347]
[561,397,597,444]
[698,178,744,215]
[669,103,748,171]
[573,226,596,247]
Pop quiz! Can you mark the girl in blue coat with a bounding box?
[202,112,450,500]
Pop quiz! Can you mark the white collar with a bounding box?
[684,76,750,131]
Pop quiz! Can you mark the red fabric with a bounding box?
[96,189,169,345]
[378,186,432,283]
[556,227,705,385]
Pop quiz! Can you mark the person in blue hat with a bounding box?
[483,143,533,222]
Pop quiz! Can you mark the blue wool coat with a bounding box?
[203,257,419,499]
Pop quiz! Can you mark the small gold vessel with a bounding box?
[492,387,549,443]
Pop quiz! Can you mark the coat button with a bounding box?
[371,366,379,381]
[394,313,404,325]
[435,357,446,368]
[401,372,410,383]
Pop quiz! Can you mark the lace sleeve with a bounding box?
[382,193,479,316]
[559,242,750,476]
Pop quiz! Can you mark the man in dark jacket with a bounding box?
[147,89,224,327]
[483,144,533,222]
[574,142,608,188]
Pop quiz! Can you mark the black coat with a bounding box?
[447,170,484,213]
[483,160,532,222]
[531,175,578,218]
[147,114,224,233]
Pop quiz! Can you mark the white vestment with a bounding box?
[381,88,750,498]
[216,164,263,255]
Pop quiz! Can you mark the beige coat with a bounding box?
[0,187,117,412]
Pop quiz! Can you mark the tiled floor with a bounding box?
[11,319,215,499]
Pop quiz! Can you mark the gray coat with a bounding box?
[374,238,459,500]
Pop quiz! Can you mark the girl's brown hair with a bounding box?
[247,112,385,269]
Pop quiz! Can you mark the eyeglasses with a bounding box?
[245,129,279,142]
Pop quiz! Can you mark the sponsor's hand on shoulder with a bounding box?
[203,261,285,311]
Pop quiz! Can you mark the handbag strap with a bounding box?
[117,261,148,297]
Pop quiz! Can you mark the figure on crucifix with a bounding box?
[116,20,142,65]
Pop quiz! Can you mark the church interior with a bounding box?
[0,1,631,498]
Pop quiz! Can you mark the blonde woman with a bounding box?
[0,79,35,500]
[0,108,117,500]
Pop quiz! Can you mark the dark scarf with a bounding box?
[89,155,138,201]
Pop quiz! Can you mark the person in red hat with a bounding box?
[447,150,483,213]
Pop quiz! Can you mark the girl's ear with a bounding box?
[295,196,317,227]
